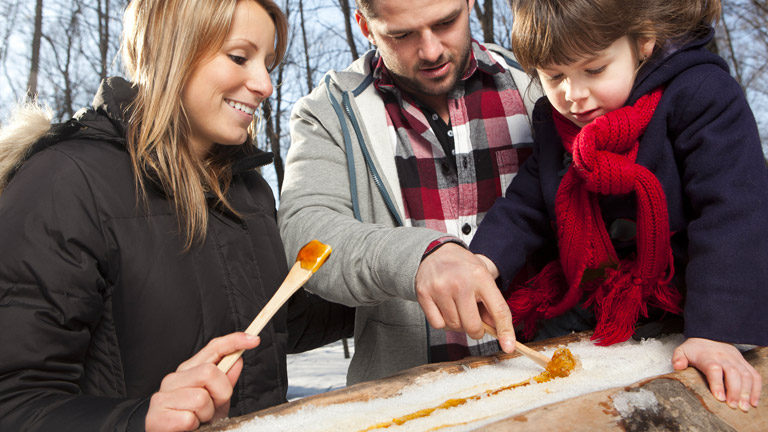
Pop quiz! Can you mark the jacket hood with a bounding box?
[0,77,133,193]
[630,27,728,103]
[0,103,55,192]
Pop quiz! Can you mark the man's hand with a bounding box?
[415,243,515,353]
[145,332,261,431]
[672,337,762,412]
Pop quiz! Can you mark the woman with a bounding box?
[0,0,353,430]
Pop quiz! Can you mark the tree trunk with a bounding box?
[97,0,110,81]
[338,0,359,61]
[299,0,313,93]
[472,0,494,45]
[27,0,44,96]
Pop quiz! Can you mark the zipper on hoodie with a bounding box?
[341,83,434,363]
[341,91,403,227]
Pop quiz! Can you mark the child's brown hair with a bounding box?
[509,0,721,76]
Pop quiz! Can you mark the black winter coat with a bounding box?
[0,78,353,431]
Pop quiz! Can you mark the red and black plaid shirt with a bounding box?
[372,40,534,362]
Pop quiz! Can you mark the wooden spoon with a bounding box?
[482,322,550,369]
[217,240,333,373]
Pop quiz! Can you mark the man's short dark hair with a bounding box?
[355,0,376,19]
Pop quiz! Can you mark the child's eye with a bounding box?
[547,73,564,82]
[586,65,607,75]
[228,55,247,65]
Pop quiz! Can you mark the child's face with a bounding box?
[537,36,655,127]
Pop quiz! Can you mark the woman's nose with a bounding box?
[246,65,273,99]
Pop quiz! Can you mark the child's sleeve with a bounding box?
[470,110,557,290]
[671,68,768,346]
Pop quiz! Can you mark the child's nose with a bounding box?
[564,79,589,103]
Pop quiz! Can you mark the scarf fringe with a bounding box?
[507,261,567,340]
[509,257,683,345]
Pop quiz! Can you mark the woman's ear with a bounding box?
[637,36,656,61]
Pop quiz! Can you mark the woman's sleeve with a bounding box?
[0,148,147,431]
[285,288,355,354]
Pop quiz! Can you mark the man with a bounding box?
[278,0,540,385]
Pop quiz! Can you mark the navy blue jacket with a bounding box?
[470,31,768,345]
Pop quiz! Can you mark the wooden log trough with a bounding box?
[201,332,767,431]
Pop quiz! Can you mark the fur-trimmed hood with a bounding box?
[0,77,133,195]
[0,103,55,193]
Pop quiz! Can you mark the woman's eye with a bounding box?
[548,74,563,82]
[228,55,247,65]
[586,65,606,75]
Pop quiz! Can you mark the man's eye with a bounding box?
[586,65,606,75]
[439,18,456,27]
[228,55,247,65]
[393,33,410,41]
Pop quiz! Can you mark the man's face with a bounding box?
[356,0,474,100]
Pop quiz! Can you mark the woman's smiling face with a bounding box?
[538,36,655,127]
[182,0,276,158]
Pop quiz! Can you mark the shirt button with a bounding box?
[447,130,454,137]
[462,223,472,235]
[432,114,439,121]
[441,162,451,174]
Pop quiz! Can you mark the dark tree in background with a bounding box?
[27,0,44,96]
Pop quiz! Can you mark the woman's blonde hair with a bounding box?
[510,0,721,77]
[121,0,287,250]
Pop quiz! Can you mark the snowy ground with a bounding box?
[286,339,354,401]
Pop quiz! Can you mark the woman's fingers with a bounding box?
[177,332,260,372]
[145,332,261,431]
[146,387,216,432]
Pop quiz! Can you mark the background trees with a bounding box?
[1,0,766,196]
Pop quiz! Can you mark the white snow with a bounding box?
[286,339,353,401]
[245,334,685,432]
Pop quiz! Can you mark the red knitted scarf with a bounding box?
[507,88,683,345]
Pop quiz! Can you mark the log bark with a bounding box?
[201,333,768,431]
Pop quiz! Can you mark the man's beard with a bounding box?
[390,38,472,99]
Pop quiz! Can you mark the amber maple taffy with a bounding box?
[361,326,578,431]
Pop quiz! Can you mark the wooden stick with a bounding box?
[482,322,551,369]
[217,240,332,373]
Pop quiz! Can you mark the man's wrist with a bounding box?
[421,237,466,261]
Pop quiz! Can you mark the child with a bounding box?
[471,0,766,413]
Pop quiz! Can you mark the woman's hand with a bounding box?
[145,332,261,431]
[672,337,761,412]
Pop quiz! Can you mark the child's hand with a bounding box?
[672,337,761,412]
